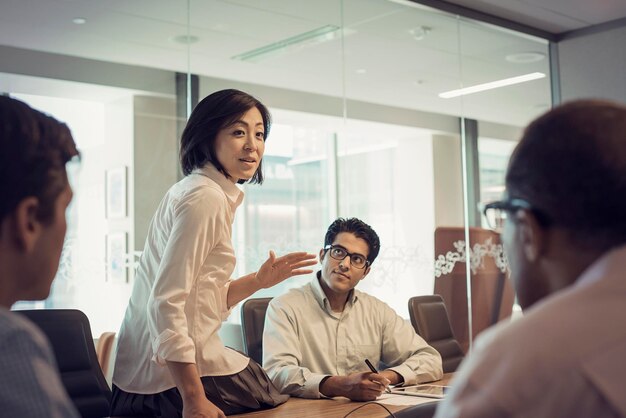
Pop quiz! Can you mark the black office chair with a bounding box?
[240,297,272,364]
[18,309,111,417]
[17,309,142,418]
[408,295,465,373]
[386,401,439,418]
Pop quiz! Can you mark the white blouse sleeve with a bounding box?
[147,185,228,365]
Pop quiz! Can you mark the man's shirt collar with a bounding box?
[311,271,358,312]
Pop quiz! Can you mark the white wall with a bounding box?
[558,24,626,104]
[77,96,135,337]
[133,96,178,250]
[432,133,464,227]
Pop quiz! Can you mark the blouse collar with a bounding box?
[193,163,244,211]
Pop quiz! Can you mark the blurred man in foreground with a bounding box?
[436,100,626,418]
[0,96,80,417]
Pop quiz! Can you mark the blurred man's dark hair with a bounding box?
[0,95,79,224]
[506,99,626,251]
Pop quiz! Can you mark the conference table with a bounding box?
[229,373,454,418]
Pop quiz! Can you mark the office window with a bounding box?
[478,137,518,224]
[3,0,555,347]
[336,124,436,317]
[232,112,436,319]
[235,121,334,298]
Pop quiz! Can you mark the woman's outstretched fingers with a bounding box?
[256,251,317,288]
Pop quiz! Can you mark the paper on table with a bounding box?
[376,393,442,406]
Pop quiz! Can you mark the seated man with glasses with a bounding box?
[263,217,442,400]
[435,100,626,418]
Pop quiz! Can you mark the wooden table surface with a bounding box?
[228,374,454,418]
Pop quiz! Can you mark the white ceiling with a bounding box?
[0,0,621,128]
[445,0,626,34]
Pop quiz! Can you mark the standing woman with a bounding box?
[111,89,316,418]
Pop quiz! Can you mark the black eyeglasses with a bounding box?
[324,245,370,269]
[480,198,551,233]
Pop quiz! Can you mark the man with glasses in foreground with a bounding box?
[436,100,626,418]
[263,217,442,400]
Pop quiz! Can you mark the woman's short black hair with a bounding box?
[0,96,79,224]
[179,89,271,184]
[324,217,381,265]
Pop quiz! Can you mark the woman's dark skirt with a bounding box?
[110,359,289,417]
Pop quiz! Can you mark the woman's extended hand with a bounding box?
[255,250,317,289]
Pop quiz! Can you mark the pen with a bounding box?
[364,358,391,393]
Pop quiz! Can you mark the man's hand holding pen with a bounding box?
[364,359,392,394]
[319,371,391,401]
[317,359,404,401]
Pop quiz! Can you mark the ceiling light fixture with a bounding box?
[72,17,87,25]
[172,35,199,45]
[505,52,545,63]
[409,26,431,41]
[232,25,352,63]
[438,72,546,99]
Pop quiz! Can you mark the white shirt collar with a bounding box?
[193,163,244,212]
[310,271,358,311]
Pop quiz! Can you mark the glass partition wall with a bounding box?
[455,16,551,350]
[1,0,551,351]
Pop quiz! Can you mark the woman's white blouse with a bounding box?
[112,164,249,394]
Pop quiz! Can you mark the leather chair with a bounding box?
[386,401,439,418]
[434,227,515,351]
[240,297,272,364]
[17,309,142,418]
[408,295,465,373]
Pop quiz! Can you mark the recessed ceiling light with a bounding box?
[439,72,546,99]
[172,35,199,45]
[409,26,431,41]
[356,69,367,74]
[72,17,87,25]
[505,52,545,64]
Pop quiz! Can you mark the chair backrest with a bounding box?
[17,309,112,418]
[434,226,515,351]
[408,295,465,373]
[387,400,438,418]
[240,297,272,364]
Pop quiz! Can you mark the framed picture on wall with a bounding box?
[106,166,127,218]
[106,232,128,283]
